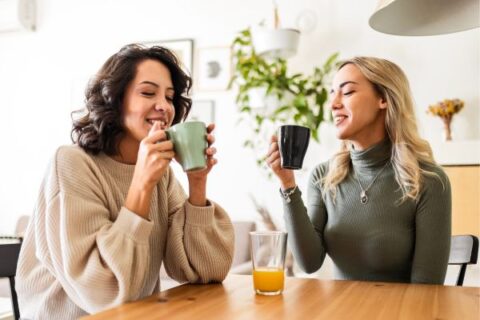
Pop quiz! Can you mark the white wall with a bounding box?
[0,0,478,241]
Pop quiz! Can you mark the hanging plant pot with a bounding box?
[251,28,300,59]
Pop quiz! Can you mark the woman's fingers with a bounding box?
[144,129,168,144]
[266,150,281,165]
[151,140,174,152]
[206,133,215,145]
[206,147,217,156]
[266,150,283,172]
[267,142,278,157]
[206,123,215,133]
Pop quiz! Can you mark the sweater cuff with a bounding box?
[111,207,154,244]
[280,187,303,204]
[185,200,215,226]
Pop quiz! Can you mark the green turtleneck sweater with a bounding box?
[283,140,451,284]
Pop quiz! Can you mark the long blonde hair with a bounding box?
[323,57,437,202]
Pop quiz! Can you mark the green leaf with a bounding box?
[293,95,308,111]
[316,88,328,106]
[255,114,264,126]
[323,52,340,70]
[273,105,291,115]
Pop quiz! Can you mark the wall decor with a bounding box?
[196,47,232,91]
[144,38,194,77]
[188,99,216,124]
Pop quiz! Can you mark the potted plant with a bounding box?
[229,27,339,170]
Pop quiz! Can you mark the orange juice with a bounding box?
[253,268,284,293]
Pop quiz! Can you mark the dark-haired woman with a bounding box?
[16,44,234,319]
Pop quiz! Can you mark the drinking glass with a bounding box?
[250,231,288,295]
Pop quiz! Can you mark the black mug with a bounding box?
[278,125,310,170]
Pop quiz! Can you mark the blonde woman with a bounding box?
[266,57,451,284]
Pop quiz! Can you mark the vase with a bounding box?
[442,116,452,141]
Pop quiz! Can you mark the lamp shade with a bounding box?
[251,28,300,59]
[369,0,480,36]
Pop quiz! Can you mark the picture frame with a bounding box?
[144,39,194,77]
[196,46,232,91]
[188,99,216,124]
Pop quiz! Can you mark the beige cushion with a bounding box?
[231,221,256,267]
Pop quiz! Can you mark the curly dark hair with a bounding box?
[71,43,192,155]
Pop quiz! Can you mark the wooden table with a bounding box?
[82,275,480,320]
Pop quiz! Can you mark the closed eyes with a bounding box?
[140,92,173,100]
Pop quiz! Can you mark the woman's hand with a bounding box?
[126,122,175,218]
[187,123,217,206]
[266,135,296,190]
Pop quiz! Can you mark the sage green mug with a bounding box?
[166,121,208,172]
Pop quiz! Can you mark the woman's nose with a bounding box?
[330,94,342,109]
[154,98,170,112]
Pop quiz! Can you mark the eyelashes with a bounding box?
[141,92,174,102]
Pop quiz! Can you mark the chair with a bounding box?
[0,237,22,320]
[229,221,256,275]
[448,235,479,286]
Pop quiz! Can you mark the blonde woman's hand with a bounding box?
[266,135,296,190]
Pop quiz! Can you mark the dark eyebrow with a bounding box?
[330,81,359,94]
[139,81,159,87]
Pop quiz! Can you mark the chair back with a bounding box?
[0,238,22,320]
[448,235,479,286]
[232,221,256,267]
[14,215,30,238]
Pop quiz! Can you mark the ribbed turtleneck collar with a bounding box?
[350,139,391,170]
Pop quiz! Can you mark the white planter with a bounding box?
[251,28,300,59]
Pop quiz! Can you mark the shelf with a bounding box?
[430,140,480,166]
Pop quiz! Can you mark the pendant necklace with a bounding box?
[353,161,389,204]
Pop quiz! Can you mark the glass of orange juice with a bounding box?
[250,231,288,295]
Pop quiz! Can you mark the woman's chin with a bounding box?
[335,129,348,140]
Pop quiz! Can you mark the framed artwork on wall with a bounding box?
[188,99,216,124]
[196,46,232,91]
[144,39,194,77]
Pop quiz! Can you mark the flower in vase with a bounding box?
[427,98,464,141]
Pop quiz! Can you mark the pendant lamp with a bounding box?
[369,0,480,36]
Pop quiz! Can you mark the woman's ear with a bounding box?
[379,97,387,110]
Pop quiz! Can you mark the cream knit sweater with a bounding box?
[16,145,234,319]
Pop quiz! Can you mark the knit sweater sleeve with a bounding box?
[411,166,452,284]
[283,164,328,274]
[163,168,234,283]
[34,147,155,313]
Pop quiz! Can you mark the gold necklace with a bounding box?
[353,161,390,204]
